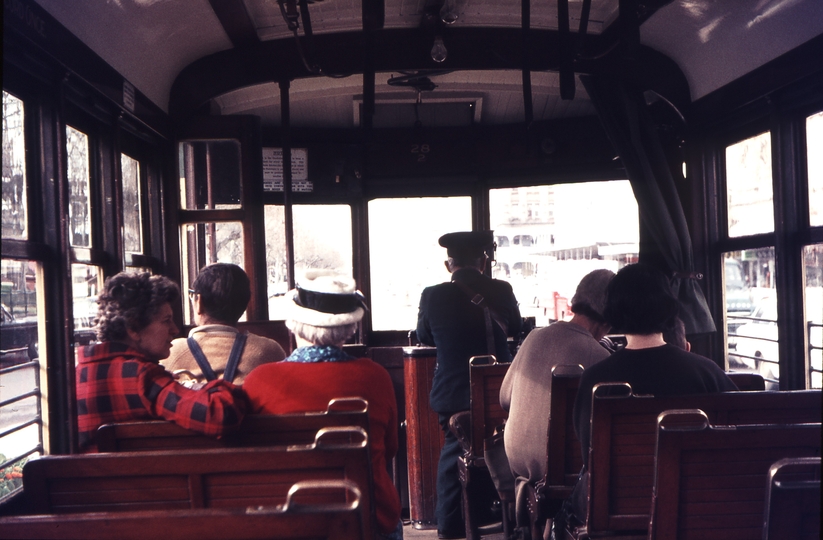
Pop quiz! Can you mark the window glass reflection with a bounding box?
[726,132,774,237]
[2,91,27,240]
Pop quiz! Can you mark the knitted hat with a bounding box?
[287,270,366,327]
[570,268,615,319]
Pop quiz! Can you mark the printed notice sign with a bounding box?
[263,147,311,192]
[123,80,135,112]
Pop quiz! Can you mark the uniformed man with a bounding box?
[416,230,521,539]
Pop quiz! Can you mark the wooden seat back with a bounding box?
[585,387,822,536]
[96,397,369,452]
[649,412,822,540]
[764,456,821,540]
[1,480,364,540]
[726,371,766,391]
[468,355,510,456]
[545,364,585,493]
[22,427,376,539]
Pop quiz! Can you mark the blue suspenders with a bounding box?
[186,332,248,383]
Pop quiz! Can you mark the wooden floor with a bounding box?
[403,521,506,539]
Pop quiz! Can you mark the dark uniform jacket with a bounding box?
[417,267,521,413]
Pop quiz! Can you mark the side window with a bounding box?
[368,197,471,331]
[490,181,638,327]
[724,131,779,387]
[1,91,45,501]
[804,111,822,388]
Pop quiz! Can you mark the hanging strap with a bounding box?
[452,280,506,356]
[186,333,247,383]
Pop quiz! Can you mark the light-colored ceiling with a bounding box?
[32,0,823,128]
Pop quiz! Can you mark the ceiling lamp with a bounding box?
[431,36,447,63]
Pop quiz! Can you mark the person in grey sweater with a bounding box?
[500,268,615,521]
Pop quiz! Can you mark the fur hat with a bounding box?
[287,270,366,327]
[570,268,615,319]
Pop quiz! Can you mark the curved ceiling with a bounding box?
[32,0,823,128]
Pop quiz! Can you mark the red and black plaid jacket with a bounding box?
[76,341,248,452]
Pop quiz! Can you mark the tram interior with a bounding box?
[1,0,822,537]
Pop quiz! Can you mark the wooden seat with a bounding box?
[96,397,369,452]
[449,355,513,540]
[521,364,584,540]
[573,387,822,539]
[763,457,821,540]
[0,480,365,539]
[649,412,822,540]
[21,427,377,539]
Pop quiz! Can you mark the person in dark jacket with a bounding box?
[417,230,521,538]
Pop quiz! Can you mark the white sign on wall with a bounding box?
[263,147,311,192]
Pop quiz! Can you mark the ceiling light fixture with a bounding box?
[440,0,458,24]
[431,36,447,63]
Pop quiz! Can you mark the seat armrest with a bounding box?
[448,411,472,455]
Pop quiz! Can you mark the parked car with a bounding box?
[733,297,778,385]
[0,304,39,368]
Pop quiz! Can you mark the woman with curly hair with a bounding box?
[76,272,247,452]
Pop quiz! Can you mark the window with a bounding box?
[265,205,353,320]
[2,91,27,241]
[808,112,822,227]
[368,197,471,331]
[726,131,773,237]
[180,221,245,324]
[804,244,822,388]
[179,140,241,210]
[178,138,248,324]
[66,126,92,248]
[0,259,45,502]
[726,248,777,385]
[490,181,638,327]
[70,263,101,348]
[121,153,143,254]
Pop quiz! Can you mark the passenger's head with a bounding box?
[95,272,180,359]
[662,315,690,351]
[603,263,680,335]
[190,263,251,325]
[570,269,615,324]
[285,270,366,347]
[439,230,493,272]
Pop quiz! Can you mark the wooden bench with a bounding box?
[763,457,821,540]
[575,387,822,539]
[0,480,364,539]
[96,397,369,452]
[449,355,512,540]
[648,412,822,540]
[20,427,376,539]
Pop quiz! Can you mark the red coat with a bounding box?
[243,357,401,534]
